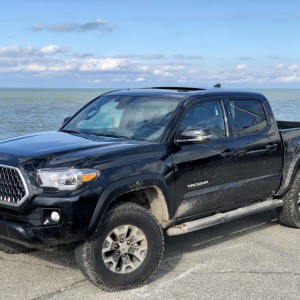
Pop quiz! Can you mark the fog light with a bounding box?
[51,211,60,222]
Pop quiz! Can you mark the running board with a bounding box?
[166,199,283,236]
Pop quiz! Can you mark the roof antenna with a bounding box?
[213,83,221,88]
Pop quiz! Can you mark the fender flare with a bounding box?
[88,173,171,234]
[276,160,300,197]
[276,153,300,197]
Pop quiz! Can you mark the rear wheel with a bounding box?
[75,202,164,291]
[277,171,300,228]
[0,239,35,254]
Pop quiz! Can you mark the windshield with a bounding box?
[62,95,180,142]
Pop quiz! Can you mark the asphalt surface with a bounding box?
[1,209,300,300]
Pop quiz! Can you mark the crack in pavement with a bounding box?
[131,267,300,298]
[208,270,300,276]
[29,279,87,300]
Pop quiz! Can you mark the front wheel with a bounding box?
[75,202,164,291]
[277,171,300,228]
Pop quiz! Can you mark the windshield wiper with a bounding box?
[93,133,133,140]
[61,130,132,140]
[61,129,80,134]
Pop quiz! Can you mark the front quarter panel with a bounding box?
[78,143,175,233]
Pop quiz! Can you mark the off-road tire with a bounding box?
[0,239,35,254]
[75,202,164,292]
[277,171,300,228]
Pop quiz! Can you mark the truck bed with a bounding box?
[277,120,300,130]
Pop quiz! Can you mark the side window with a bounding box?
[181,101,226,140]
[229,100,267,136]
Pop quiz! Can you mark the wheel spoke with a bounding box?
[131,236,146,244]
[112,225,130,240]
[112,228,122,240]
[102,236,114,253]
[132,250,146,262]
[122,225,130,237]
[137,244,148,252]
[103,256,114,264]
[120,260,133,273]
[129,226,139,237]
[103,255,119,271]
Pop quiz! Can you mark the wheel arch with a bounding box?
[88,174,172,235]
[276,159,300,197]
[276,134,300,197]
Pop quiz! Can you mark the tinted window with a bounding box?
[229,100,267,136]
[181,101,226,140]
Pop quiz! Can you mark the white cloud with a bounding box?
[135,77,145,82]
[1,43,300,87]
[79,58,127,72]
[274,74,300,83]
[153,70,173,78]
[288,64,299,72]
[24,64,47,72]
[0,65,24,73]
[115,53,166,60]
[39,45,68,55]
[0,45,69,57]
[138,65,150,71]
[0,46,34,57]
[275,63,285,69]
[236,64,249,71]
[152,64,186,78]
[48,62,77,72]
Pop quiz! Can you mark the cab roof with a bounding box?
[105,86,264,101]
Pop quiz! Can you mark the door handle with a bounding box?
[220,149,236,158]
[266,144,278,151]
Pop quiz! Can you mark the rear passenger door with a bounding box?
[228,98,282,201]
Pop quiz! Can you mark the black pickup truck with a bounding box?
[0,86,300,291]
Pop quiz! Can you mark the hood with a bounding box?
[0,131,148,167]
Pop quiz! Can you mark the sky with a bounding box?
[0,0,300,88]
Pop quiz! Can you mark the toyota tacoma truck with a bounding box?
[0,86,300,291]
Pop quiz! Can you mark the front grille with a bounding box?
[0,165,29,205]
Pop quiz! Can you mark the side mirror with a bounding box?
[175,127,212,144]
[62,115,71,125]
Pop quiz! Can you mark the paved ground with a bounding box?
[1,210,300,300]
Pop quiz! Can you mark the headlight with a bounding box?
[36,168,99,191]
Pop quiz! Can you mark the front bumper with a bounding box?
[0,188,100,248]
[0,219,35,248]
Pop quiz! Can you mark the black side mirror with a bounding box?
[175,127,212,144]
[62,115,71,125]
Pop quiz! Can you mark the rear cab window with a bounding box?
[229,99,268,136]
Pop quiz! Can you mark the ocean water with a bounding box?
[0,88,112,139]
[0,88,299,139]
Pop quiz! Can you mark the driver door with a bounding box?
[172,99,238,219]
